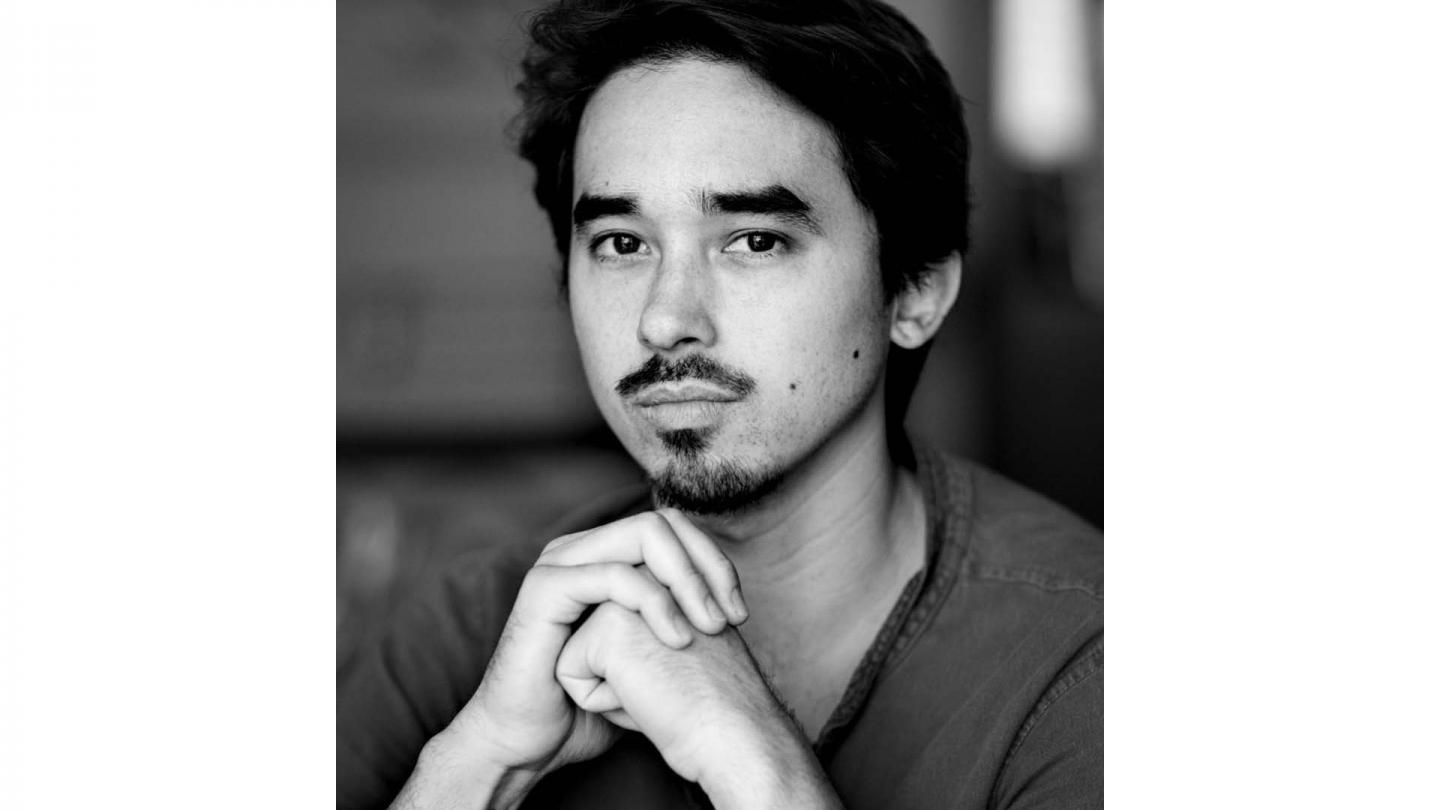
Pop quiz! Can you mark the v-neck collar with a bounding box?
[811,445,974,762]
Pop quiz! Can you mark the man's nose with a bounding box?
[637,253,717,352]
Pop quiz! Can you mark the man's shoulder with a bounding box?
[921,448,1103,600]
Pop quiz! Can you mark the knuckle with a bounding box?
[633,510,669,536]
[680,567,710,594]
[710,558,739,588]
[643,587,674,613]
[539,527,596,562]
[595,600,626,618]
[593,600,635,628]
[537,534,575,562]
[601,562,638,592]
[519,564,551,590]
[514,567,551,604]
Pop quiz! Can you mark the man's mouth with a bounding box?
[630,383,744,407]
[614,355,757,400]
[628,383,743,432]
[615,356,756,433]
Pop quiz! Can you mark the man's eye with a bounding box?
[724,232,785,255]
[593,233,646,259]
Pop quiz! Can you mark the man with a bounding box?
[337,1,1101,807]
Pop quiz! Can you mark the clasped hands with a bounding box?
[407,509,837,810]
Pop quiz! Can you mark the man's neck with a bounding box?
[683,396,928,729]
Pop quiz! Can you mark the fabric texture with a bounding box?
[337,447,1103,809]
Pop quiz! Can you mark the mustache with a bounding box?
[614,355,758,398]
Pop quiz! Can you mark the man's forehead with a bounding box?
[571,57,847,208]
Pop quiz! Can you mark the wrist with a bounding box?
[396,728,539,810]
[696,712,840,810]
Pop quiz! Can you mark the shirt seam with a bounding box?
[992,637,1104,799]
[964,560,1104,599]
[872,447,974,683]
[813,445,974,758]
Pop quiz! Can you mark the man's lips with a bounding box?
[630,383,744,407]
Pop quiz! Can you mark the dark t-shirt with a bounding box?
[337,448,1103,809]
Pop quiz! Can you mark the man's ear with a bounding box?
[890,252,962,349]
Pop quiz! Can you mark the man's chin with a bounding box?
[649,455,783,516]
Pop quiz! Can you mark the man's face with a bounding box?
[568,57,893,514]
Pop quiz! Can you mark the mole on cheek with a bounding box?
[852,349,860,359]
[789,382,798,391]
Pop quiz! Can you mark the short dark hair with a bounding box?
[514,0,971,302]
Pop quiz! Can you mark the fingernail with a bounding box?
[728,587,748,622]
[704,595,726,628]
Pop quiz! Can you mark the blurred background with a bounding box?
[338,0,1103,675]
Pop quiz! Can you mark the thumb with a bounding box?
[555,609,622,714]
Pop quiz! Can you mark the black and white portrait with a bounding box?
[14,1,1439,808]
[337,1,1102,807]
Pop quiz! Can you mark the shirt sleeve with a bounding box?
[337,546,525,810]
[991,640,1103,810]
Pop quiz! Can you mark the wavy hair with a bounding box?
[513,0,971,302]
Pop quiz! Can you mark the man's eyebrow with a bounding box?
[572,193,639,231]
[702,185,822,235]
